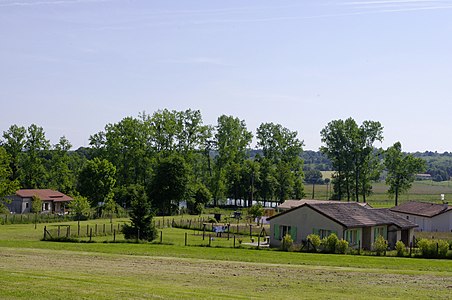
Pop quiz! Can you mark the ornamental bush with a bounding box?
[335,239,349,254]
[281,234,293,251]
[372,235,388,256]
[418,239,450,258]
[321,233,339,253]
[307,234,321,250]
[395,240,406,257]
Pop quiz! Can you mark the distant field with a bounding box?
[1,222,452,299]
[310,178,452,207]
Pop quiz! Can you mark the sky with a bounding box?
[1,0,451,152]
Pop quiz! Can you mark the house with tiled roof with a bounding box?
[390,201,452,232]
[268,202,417,250]
[277,199,372,211]
[5,189,73,214]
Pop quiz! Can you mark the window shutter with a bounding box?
[345,230,349,242]
[274,224,280,239]
[290,226,297,242]
[357,228,361,247]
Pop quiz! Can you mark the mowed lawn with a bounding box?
[1,222,452,299]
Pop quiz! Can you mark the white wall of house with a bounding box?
[396,212,451,232]
[269,206,344,248]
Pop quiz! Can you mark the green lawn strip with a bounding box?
[1,247,451,299]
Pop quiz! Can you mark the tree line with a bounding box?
[0,111,427,215]
[0,109,305,215]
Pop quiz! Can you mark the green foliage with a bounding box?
[247,203,264,223]
[20,124,50,189]
[0,147,20,207]
[31,195,43,213]
[77,157,116,206]
[281,233,293,251]
[335,239,349,254]
[418,239,450,258]
[122,190,156,241]
[372,235,388,256]
[68,195,91,220]
[320,118,383,202]
[149,153,190,215]
[395,240,406,257]
[307,233,321,249]
[384,142,426,206]
[321,233,339,253]
[187,183,211,215]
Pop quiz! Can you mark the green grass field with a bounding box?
[1,220,452,299]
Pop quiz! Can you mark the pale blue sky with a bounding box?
[1,0,451,152]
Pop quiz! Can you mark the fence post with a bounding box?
[233,235,236,248]
[203,224,206,240]
[44,226,47,240]
[409,242,412,257]
[249,224,252,238]
[209,234,211,247]
[113,229,116,242]
[257,235,260,249]
[227,224,230,240]
[160,231,163,243]
[111,223,113,233]
[185,232,188,246]
[89,228,92,242]
[58,226,60,238]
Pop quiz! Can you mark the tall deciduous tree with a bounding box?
[256,122,304,203]
[213,115,252,206]
[77,158,116,206]
[149,154,190,215]
[2,125,26,181]
[21,124,50,188]
[320,118,383,202]
[48,136,75,194]
[384,142,426,206]
[0,147,20,213]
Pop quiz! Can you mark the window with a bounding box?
[281,225,291,239]
[318,229,332,239]
[25,202,29,208]
[44,203,49,211]
[346,229,359,245]
[373,226,385,242]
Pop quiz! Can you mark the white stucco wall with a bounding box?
[269,206,344,247]
[396,212,451,232]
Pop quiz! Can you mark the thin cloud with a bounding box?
[0,0,111,7]
[159,57,231,67]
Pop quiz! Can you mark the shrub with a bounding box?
[336,239,349,254]
[372,235,388,256]
[307,234,321,250]
[438,240,449,257]
[320,233,339,253]
[281,234,293,251]
[395,240,406,257]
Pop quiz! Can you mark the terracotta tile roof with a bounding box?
[269,202,417,229]
[16,189,73,202]
[390,201,452,218]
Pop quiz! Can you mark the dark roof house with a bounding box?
[390,201,452,232]
[268,202,417,250]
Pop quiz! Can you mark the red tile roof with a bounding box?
[16,189,73,202]
[390,201,452,218]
